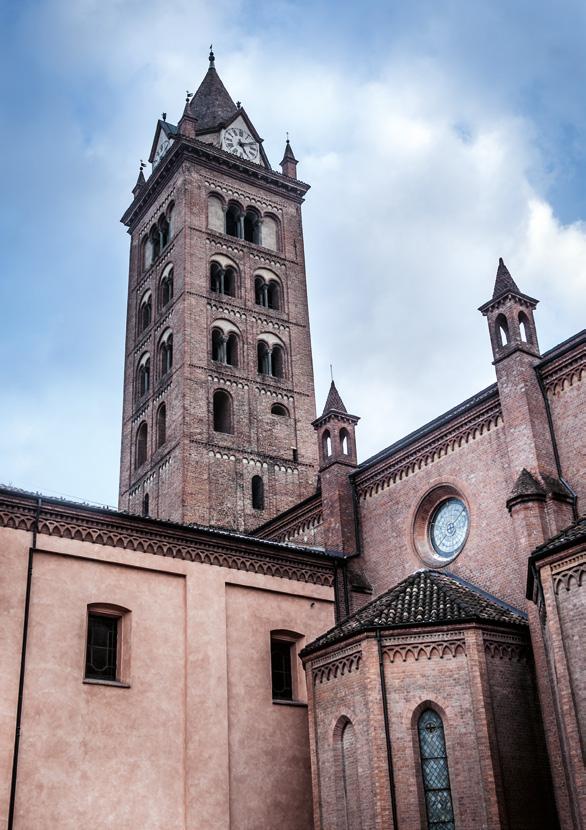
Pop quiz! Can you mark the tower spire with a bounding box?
[209,44,215,68]
[493,257,521,299]
[280,136,298,178]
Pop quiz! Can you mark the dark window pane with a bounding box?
[418,709,455,830]
[85,614,118,681]
[271,639,292,700]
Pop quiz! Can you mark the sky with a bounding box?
[0,0,585,508]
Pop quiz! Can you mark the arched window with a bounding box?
[159,214,170,249]
[226,203,242,238]
[149,224,161,261]
[138,292,152,334]
[267,280,281,310]
[140,235,149,272]
[208,194,225,233]
[255,276,267,307]
[137,356,150,398]
[226,333,238,367]
[213,390,233,434]
[244,209,261,244]
[159,332,173,376]
[210,262,236,297]
[323,430,332,458]
[271,344,284,378]
[262,214,279,251]
[338,719,362,830]
[257,341,271,375]
[135,422,148,469]
[418,709,455,830]
[252,475,265,510]
[519,311,530,343]
[156,403,167,448]
[142,492,149,517]
[212,328,225,363]
[271,403,289,417]
[160,268,174,308]
[340,428,350,455]
[496,314,509,347]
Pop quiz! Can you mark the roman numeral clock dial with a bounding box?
[222,127,260,162]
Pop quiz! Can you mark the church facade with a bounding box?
[1,52,585,830]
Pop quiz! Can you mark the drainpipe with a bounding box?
[536,371,578,521]
[8,496,41,830]
[376,629,399,829]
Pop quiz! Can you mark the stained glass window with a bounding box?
[418,709,455,830]
[85,614,118,681]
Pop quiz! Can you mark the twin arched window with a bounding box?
[208,194,279,251]
[210,262,236,297]
[213,389,233,433]
[225,202,261,244]
[212,328,238,367]
[137,356,150,399]
[257,341,285,378]
[141,203,174,271]
[138,292,152,334]
[159,331,173,377]
[160,267,174,308]
[254,276,281,310]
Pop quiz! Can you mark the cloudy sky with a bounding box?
[1,0,585,507]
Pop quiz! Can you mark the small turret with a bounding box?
[132,163,146,198]
[280,138,298,179]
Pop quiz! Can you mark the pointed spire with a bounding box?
[209,44,215,68]
[188,48,238,131]
[280,136,298,178]
[322,380,347,416]
[132,162,146,197]
[493,257,521,299]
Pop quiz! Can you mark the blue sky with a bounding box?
[1,0,585,506]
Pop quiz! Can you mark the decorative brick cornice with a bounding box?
[553,551,586,594]
[540,344,586,396]
[204,179,283,214]
[381,631,466,663]
[311,647,362,685]
[255,495,323,543]
[355,396,502,499]
[0,491,335,587]
[206,233,289,269]
[483,631,529,662]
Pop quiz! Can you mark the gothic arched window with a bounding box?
[160,267,174,308]
[138,292,152,334]
[418,709,455,830]
[322,430,332,458]
[213,390,233,434]
[244,209,261,244]
[251,475,265,510]
[340,428,350,455]
[496,314,509,347]
[518,311,530,344]
[137,356,150,399]
[135,422,148,469]
[156,403,167,448]
[159,332,173,377]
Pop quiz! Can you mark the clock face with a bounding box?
[222,127,259,162]
[154,138,170,166]
[429,498,469,558]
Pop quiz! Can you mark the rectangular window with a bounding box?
[271,639,293,701]
[85,613,118,682]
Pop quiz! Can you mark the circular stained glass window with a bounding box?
[429,497,469,559]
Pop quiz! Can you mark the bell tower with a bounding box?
[118,51,319,530]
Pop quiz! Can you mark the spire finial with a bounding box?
[140,160,146,171]
[209,44,215,67]
[286,131,290,143]
[330,363,334,382]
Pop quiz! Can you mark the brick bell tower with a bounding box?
[118,50,319,530]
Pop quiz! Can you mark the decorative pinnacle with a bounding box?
[140,160,146,171]
[209,44,215,66]
[236,100,242,109]
[162,112,167,121]
[185,90,193,104]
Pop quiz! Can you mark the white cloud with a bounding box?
[2,2,585,502]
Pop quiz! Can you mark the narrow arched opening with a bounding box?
[340,427,350,455]
[519,311,530,343]
[160,268,173,308]
[226,203,242,238]
[267,280,281,310]
[496,314,509,347]
[135,422,148,469]
[156,403,167,448]
[322,430,332,458]
[271,345,285,378]
[244,209,261,244]
[251,475,265,510]
[213,390,233,434]
[418,709,455,830]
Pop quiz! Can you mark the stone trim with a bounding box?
[356,399,502,499]
[0,495,334,587]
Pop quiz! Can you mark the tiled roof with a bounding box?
[188,62,238,132]
[302,569,527,655]
[322,380,347,415]
[493,257,520,299]
[509,469,545,499]
[532,517,586,558]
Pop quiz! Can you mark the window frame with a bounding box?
[83,604,131,688]
[270,630,305,705]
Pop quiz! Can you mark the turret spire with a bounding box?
[280,136,298,178]
[493,257,521,299]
